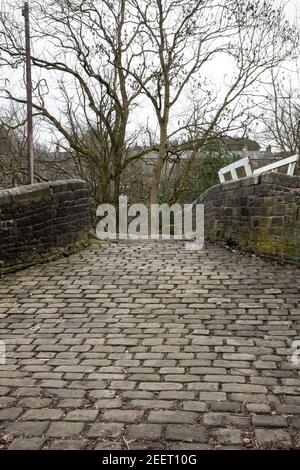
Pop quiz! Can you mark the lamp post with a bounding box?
[22,1,34,185]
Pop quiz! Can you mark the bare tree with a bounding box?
[0,121,27,187]
[0,0,152,205]
[257,68,300,156]
[125,0,298,203]
[0,106,51,187]
[0,0,298,207]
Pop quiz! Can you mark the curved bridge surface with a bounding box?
[0,240,299,449]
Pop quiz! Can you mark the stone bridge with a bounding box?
[0,177,299,450]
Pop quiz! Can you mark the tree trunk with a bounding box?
[151,125,168,205]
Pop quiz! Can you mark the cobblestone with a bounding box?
[0,240,299,449]
[47,422,84,437]
[8,438,45,450]
[126,424,162,440]
[21,409,63,421]
[165,425,208,442]
[255,429,292,448]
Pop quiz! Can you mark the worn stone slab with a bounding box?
[8,438,45,450]
[47,422,84,438]
[165,425,208,443]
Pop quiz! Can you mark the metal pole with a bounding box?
[22,2,34,185]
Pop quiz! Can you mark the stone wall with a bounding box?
[0,180,91,274]
[196,172,300,264]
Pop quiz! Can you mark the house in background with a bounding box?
[227,139,280,171]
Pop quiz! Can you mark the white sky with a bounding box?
[0,0,299,149]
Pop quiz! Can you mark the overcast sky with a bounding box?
[286,0,300,21]
[1,0,299,149]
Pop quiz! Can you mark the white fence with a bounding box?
[218,154,299,184]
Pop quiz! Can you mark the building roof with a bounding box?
[231,149,276,161]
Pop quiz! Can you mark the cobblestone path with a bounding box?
[0,241,300,450]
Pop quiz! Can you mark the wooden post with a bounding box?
[22,2,34,185]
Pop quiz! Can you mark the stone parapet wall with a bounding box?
[196,172,300,264]
[0,180,91,274]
